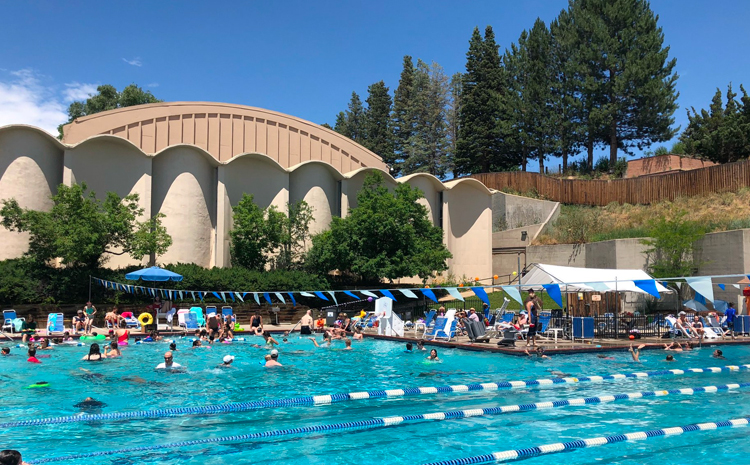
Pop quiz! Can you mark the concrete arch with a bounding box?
[400,173,446,227]
[443,180,492,281]
[444,177,494,195]
[60,101,386,172]
[342,167,397,212]
[289,161,341,235]
[152,145,218,267]
[0,126,64,260]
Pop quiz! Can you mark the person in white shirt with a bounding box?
[155,351,183,371]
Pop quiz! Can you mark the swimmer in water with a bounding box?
[74,397,107,411]
[525,347,549,359]
[666,354,675,362]
[416,340,426,351]
[630,344,646,362]
[103,341,121,358]
[713,349,726,360]
[427,349,440,361]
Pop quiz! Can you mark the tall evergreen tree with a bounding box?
[680,84,750,163]
[362,81,394,165]
[567,0,679,166]
[402,61,451,178]
[391,56,416,176]
[446,72,463,172]
[455,26,515,175]
[333,111,349,137]
[333,92,365,142]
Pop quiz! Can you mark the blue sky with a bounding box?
[1,0,749,173]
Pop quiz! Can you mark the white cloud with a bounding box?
[146,82,159,88]
[62,82,98,102]
[0,69,67,135]
[122,57,143,67]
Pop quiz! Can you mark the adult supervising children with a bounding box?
[298,310,314,335]
[525,290,540,349]
[724,302,737,340]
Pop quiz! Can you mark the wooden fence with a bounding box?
[470,158,750,206]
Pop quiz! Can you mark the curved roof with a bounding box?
[60,101,386,173]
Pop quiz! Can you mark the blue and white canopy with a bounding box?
[520,263,670,295]
[125,266,183,282]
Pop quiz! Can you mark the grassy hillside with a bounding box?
[536,188,750,245]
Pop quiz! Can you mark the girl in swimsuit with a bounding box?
[82,343,104,361]
[117,328,129,346]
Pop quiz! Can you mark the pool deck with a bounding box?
[6,323,750,356]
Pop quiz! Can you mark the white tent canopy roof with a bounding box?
[521,263,671,295]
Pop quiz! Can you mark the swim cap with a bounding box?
[223,355,234,363]
[270,349,278,356]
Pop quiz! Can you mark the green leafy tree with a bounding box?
[362,81,394,164]
[229,194,284,271]
[390,56,416,176]
[274,200,314,271]
[680,84,750,163]
[0,183,171,268]
[57,84,161,139]
[566,0,679,166]
[640,211,706,279]
[455,26,516,175]
[307,172,452,283]
[402,60,451,178]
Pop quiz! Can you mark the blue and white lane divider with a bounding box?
[421,417,750,465]
[23,382,750,464]
[5,364,750,429]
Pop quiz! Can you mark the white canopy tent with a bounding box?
[520,263,671,295]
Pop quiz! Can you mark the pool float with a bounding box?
[26,382,50,389]
[80,334,106,341]
[138,313,154,327]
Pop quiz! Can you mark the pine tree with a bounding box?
[391,56,416,176]
[455,26,515,175]
[446,72,463,173]
[345,92,365,142]
[362,81,395,166]
[334,112,349,137]
[568,0,679,166]
[403,61,451,178]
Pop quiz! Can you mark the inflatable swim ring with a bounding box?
[80,334,106,341]
[138,313,154,326]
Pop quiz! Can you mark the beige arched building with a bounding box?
[0,102,492,282]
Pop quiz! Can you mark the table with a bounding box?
[547,328,564,343]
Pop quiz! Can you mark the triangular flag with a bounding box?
[191,291,196,301]
[228,292,235,302]
[253,293,260,305]
[718,283,726,291]
[200,292,207,301]
[327,291,338,304]
[235,292,244,302]
[263,293,273,304]
[380,289,397,301]
[502,286,523,305]
[400,289,418,299]
[584,282,610,292]
[471,287,491,307]
[734,284,741,289]
[288,292,296,306]
[446,287,464,301]
[361,290,379,298]
[313,291,329,301]
[212,292,222,301]
[633,279,660,299]
[300,292,315,297]
[542,284,563,308]
[421,288,437,303]
[275,292,286,304]
[343,290,359,300]
[695,293,706,305]
[685,277,714,302]
[179,291,183,300]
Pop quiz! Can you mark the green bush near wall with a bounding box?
[0,260,330,305]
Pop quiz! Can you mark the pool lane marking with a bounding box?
[420,417,750,465]
[24,381,750,464]
[5,363,750,430]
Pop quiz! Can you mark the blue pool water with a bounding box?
[3,337,750,464]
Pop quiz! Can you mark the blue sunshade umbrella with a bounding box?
[682,299,709,312]
[125,266,183,282]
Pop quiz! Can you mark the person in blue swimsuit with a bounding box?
[724,302,737,340]
[525,290,540,349]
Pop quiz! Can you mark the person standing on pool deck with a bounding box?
[298,310,314,335]
[525,290,539,349]
[724,302,737,340]
[83,301,97,334]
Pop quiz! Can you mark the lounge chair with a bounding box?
[428,310,457,342]
[3,310,22,334]
[121,312,141,329]
[706,314,727,338]
[462,317,492,343]
[221,306,235,325]
[178,310,199,330]
[415,310,437,336]
[189,307,206,328]
[536,312,552,339]
[665,316,690,339]
[46,313,64,335]
[699,317,722,340]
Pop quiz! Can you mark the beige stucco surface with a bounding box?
[1,114,493,281]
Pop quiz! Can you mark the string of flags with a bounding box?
[93,276,750,309]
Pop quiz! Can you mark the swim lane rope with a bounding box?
[421,417,750,465]
[6,364,750,430]
[24,381,750,464]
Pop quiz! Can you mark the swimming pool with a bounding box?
[3,337,750,464]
